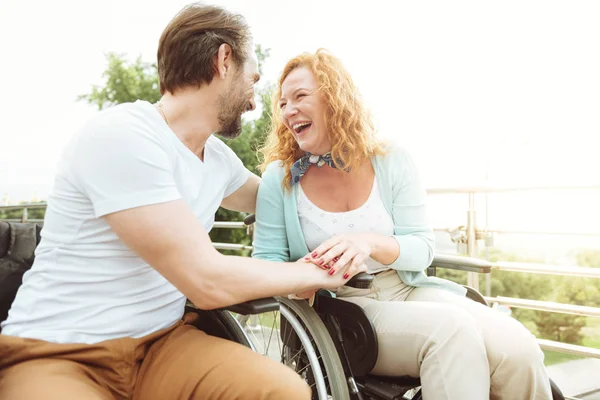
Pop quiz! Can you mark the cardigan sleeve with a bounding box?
[386,148,436,272]
[251,162,292,262]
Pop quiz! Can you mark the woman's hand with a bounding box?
[292,253,368,300]
[297,252,331,270]
[309,233,374,278]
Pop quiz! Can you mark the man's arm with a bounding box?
[104,199,352,310]
[220,173,260,213]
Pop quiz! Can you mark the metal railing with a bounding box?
[2,189,599,366]
[424,185,600,371]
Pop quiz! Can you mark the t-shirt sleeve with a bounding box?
[216,139,251,198]
[71,118,182,218]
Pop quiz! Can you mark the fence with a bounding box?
[2,185,600,364]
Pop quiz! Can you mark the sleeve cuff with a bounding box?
[224,169,251,198]
[389,235,434,272]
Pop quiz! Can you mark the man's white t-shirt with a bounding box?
[1,100,250,344]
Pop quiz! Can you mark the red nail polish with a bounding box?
[329,269,335,275]
[343,273,349,279]
[318,259,324,265]
[312,252,318,258]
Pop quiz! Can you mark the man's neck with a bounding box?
[158,89,220,160]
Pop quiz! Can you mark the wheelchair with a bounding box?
[237,216,565,400]
[236,261,565,400]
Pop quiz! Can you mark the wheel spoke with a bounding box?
[239,299,350,400]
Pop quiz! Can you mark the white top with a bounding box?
[1,100,250,344]
[297,179,394,273]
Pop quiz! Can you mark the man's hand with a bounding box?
[290,256,322,300]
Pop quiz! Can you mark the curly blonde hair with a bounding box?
[259,49,386,190]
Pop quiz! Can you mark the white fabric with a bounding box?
[297,179,394,273]
[1,100,250,344]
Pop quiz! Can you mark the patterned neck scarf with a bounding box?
[290,152,350,185]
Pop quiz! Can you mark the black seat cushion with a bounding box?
[0,222,42,330]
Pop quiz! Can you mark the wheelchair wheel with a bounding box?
[185,306,254,350]
[235,297,350,400]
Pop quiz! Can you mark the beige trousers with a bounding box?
[0,312,310,400]
[336,270,552,400]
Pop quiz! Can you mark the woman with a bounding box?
[252,49,552,399]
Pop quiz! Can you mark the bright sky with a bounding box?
[1,0,599,236]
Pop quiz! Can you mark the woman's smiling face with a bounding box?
[279,66,331,155]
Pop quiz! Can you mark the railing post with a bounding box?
[244,220,260,331]
[22,207,28,223]
[466,193,479,290]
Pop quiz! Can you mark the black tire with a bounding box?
[185,306,252,348]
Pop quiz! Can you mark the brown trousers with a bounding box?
[0,313,310,400]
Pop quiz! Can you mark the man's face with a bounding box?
[216,43,260,138]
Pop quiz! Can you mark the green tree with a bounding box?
[575,249,600,308]
[78,53,161,109]
[531,276,589,344]
[482,248,591,343]
[577,249,600,269]
[78,48,273,253]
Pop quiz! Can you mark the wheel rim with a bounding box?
[233,298,349,400]
[280,305,329,399]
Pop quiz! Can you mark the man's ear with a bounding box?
[215,43,233,80]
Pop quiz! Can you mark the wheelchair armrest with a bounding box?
[222,297,279,315]
[243,214,256,226]
[430,254,493,274]
[345,272,373,289]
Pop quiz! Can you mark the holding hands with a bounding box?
[291,233,375,301]
[307,233,374,279]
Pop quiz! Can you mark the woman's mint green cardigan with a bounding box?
[252,146,466,295]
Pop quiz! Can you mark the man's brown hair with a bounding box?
[157,3,251,95]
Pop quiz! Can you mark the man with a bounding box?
[0,3,364,399]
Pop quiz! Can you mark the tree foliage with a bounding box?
[78,54,161,109]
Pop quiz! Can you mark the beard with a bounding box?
[215,80,248,139]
